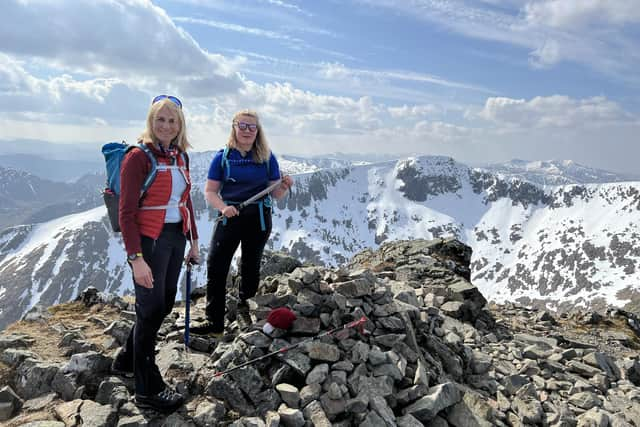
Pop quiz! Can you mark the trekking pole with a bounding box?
[213,316,368,377]
[214,179,282,225]
[184,262,192,347]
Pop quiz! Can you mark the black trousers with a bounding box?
[120,223,186,396]
[206,204,271,331]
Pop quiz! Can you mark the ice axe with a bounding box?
[214,179,282,225]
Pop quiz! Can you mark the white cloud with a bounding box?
[524,0,640,29]
[0,54,150,121]
[388,105,440,119]
[173,17,303,43]
[528,39,561,68]
[261,0,310,15]
[477,95,630,129]
[315,62,495,94]
[1,0,243,96]
[355,0,640,82]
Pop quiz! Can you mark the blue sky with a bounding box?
[1,0,639,173]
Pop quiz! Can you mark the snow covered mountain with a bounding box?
[478,159,639,186]
[0,167,103,230]
[0,155,638,329]
[0,154,103,183]
[0,151,335,230]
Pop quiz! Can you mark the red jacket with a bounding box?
[119,143,199,255]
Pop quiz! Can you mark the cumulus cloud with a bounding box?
[1,0,243,96]
[477,95,630,129]
[388,104,440,119]
[0,54,151,121]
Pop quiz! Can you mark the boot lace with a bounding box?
[158,387,181,401]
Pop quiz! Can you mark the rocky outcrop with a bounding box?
[0,239,639,426]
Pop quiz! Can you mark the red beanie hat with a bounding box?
[263,307,296,334]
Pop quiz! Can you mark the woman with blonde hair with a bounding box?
[191,109,293,335]
[111,95,199,414]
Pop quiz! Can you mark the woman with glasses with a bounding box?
[111,95,199,414]
[191,109,293,336]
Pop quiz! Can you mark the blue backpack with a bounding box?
[101,142,157,232]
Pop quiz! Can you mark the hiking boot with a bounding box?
[110,349,133,378]
[237,302,252,329]
[135,387,184,413]
[190,320,223,336]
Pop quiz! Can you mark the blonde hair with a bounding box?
[139,98,191,152]
[227,109,271,163]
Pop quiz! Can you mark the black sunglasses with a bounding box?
[234,121,258,132]
[152,95,182,108]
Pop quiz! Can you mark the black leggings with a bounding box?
[121,224,186,396]
[206,204,271,331]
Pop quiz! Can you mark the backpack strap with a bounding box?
[217,148,273,232]
[128,143,158,196]
[221,146,231,182]
[180,151,189,170]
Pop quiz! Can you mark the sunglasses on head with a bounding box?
[152,95,182,108]
[234,121,258,132]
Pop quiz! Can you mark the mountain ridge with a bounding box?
[0,154,638,330]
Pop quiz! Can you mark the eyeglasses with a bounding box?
[152,95,182,109]
[234,121,258,132]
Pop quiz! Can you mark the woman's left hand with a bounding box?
[186,244,200,265]
[281,175,294,191]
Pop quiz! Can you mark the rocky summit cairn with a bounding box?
[0,238,639,426]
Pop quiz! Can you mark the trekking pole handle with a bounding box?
[214,179,283,224]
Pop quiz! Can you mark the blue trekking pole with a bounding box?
[185,262,192,347]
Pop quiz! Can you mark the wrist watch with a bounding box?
[127,252,143,261]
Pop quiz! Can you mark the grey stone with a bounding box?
[320,392,346,418]
[207,375,255,414]
[568,392,601,410]
[360,410,386,427]
[306,363,329,385]
[290,317,321,335]
[512,396,544,425]
[193,400,226,427]
[300,383,322,408]
[1,348,39,367]
[281,351,312,377]
[16,359,60,399]
[501,375,530,396]
[576,408,609,427]
[445,390,496,427]
[396,414,424,427]
[55,399,117,427]
[402,382,462,423]
[346,393,369,413]
[369,395,396,426]
[582,352,621,380]
[62,351,111,374]
[334,279,373,298]
[302,400,331,427]
[278,404,305,427]
[117,415,149,427]
[276,383,300,409]
[307,342,340,362]
[567,361,604,378]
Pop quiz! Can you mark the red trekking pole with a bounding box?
[213,316,368,377]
